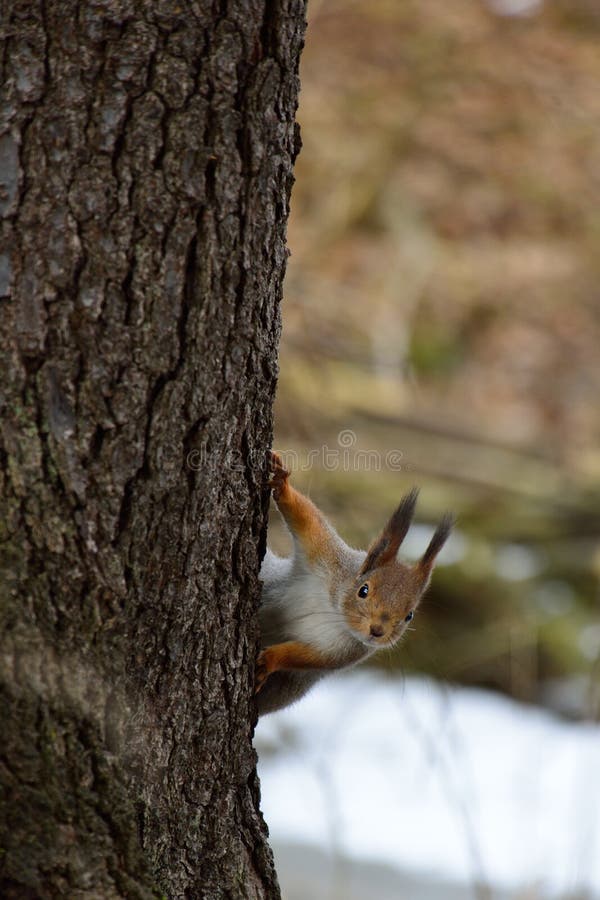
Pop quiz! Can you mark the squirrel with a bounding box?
[255,450,454,715]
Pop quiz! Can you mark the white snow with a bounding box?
[256,673,600,898]
[486,0,543,17]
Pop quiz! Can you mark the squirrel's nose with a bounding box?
[370,624,384,638]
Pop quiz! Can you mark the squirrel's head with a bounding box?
[343,488,454,648]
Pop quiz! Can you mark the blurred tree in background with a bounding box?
[271,0,600,718]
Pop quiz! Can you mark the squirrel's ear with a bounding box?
[360,488,419,574]
[416,513,455,584]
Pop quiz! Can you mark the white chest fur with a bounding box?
[260,548,360,659]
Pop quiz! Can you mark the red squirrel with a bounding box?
[256,451,454,715]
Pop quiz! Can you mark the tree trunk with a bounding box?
[0,2,305,897]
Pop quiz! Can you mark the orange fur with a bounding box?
[264,640,334,671]
[255,641,336,693]
[270,453,338,568]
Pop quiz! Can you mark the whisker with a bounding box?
[275,610,349,626]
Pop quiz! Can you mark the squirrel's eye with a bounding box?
[358,584,369,598]
[404,611,414,622]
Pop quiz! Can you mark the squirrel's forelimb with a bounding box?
[269,452,338,568]
[255,641,337,694]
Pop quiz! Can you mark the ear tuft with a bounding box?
[386,486,419,542]
[418,513,455,576]
[360,487,420,574]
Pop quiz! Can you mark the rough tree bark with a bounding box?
[0,2,305,897]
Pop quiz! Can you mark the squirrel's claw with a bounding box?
[254,649,271,694]
[268,450,290,499]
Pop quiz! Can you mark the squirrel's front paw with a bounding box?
[254,648,274,694]
[268,450,290,499]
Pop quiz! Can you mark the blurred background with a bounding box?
[255,0,600,897]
